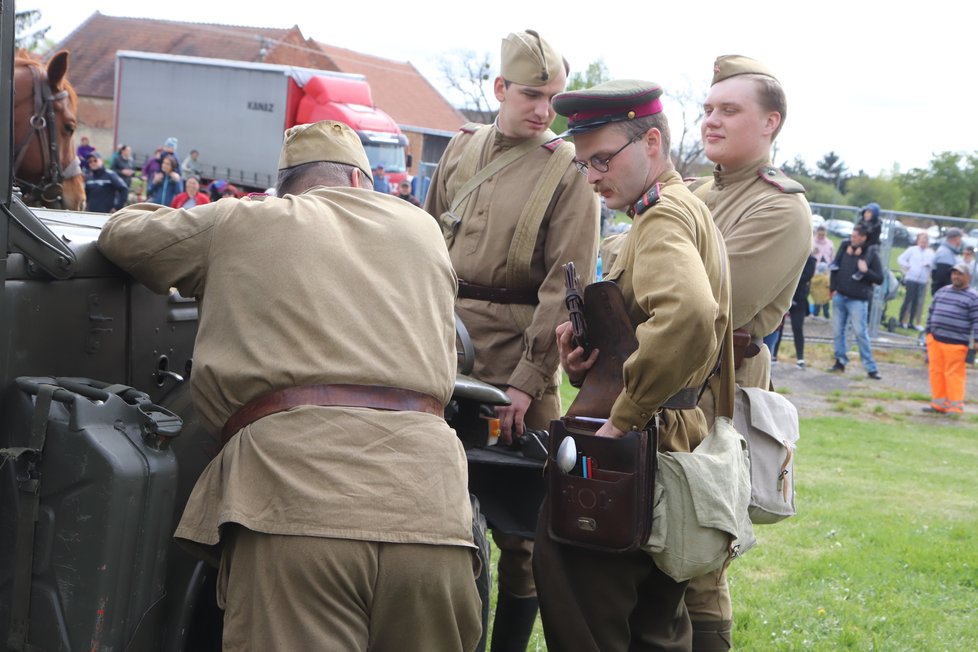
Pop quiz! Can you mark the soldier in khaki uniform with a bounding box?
[425,30,599,651]
[686,55,812,650]
[534,80,733,652]
[98,121,481,651]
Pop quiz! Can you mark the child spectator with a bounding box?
[810,261,832,318]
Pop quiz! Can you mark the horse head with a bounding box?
[13,50,86,210]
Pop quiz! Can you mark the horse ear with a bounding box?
[46,50,70,90]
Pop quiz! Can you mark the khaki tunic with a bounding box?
[425,126,600,399]
[605,171,731,453]
[694,157,811,388]
[687,159,810,634]
[97,188,473,557]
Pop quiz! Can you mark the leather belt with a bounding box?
[457,280,539,305]
[222,383,444,445]
[662,387,700,410]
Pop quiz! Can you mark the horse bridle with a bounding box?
[12,63,80,209]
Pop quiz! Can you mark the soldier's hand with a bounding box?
[595,420,625,438]
[496,387,532,445]
[556,321,599,385]
[857,259,868,273]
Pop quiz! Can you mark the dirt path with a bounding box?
[771,317,977,423]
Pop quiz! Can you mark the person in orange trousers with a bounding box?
[923,263,978,414]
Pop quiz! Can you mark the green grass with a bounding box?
[732,417,978,650]
[486,378,978,650]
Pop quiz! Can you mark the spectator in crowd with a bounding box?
[812,224,834,264]
[77,135,95,170]
[142,137,179,180]
[859,202,882,247]
[962,246,978,290]
[83,152,129,213]
[788,254,816,368]
[208,179,229,202]
[923,263,978,414]
[372,165,390,193]
[932,227,964,294]
[764,316,786,363]
[181,149,203,178]
[170,176,210,209]
[395,180,421,206]
[810,261,831,318]
[829,223,884,378]
[147,155,183,206]
[111,144,136,188]
[897,232,935,330]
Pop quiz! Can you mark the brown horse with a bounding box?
[13,50,85,210]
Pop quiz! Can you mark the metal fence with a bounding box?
[809,202,978,338]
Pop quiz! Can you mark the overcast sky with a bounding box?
[22,0,971,176]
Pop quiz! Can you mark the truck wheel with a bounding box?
[471,494,491,652]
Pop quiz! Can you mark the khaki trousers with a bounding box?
[219,527,482,651]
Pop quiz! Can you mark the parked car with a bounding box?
[810,213,825,229]
[904,223,926,242]
[824,218,854,239]
[886,220,913,247]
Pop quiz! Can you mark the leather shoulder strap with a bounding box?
[449,126,547,215]
[505,135,575,328]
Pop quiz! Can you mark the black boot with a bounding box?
[489,592,539,652]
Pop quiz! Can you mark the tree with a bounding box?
[844,174,902,212]
[15,10,50,52]
[898,151,978,218]
[666,79,708,177]
[437,50,496,124]
[801,178,845,205]
[549,60,610,137]
[781,156,810,178]
[813,151,849,192]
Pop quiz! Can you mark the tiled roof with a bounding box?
[53,13,465,134]
[316,43,466,134]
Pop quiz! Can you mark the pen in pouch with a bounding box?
[582,455,589,479]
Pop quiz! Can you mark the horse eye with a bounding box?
[65,124,76,135]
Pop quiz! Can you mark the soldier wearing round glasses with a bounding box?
[538,79,733,652]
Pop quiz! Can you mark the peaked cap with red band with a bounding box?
[551,80,663,138]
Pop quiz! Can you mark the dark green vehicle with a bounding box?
[0,3,547,649]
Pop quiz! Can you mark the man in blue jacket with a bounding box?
[84,152,129,213]
[828,223,884,378]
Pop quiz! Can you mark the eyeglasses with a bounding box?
[574,138,637,175]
